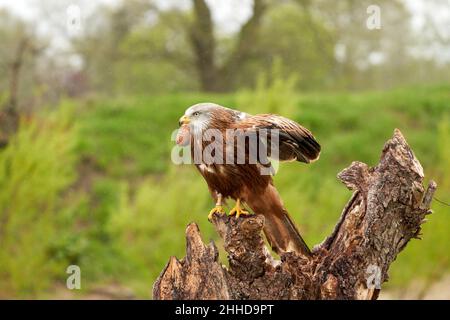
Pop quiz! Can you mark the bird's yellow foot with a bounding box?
[229,199,251,219]
[208,205,226,220]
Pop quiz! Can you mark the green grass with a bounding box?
[0,86,449,298]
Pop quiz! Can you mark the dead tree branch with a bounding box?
[153,129,437,300]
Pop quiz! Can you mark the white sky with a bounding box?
[0,0,252,32]
[0,0,446,34]
[0,0,448,62]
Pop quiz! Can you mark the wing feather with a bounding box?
[235,114,321,163]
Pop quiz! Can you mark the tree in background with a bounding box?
[0,10,46,146]
[313,0,415,90]
[1,0,450,99]
[189,0,268,92]
[248,1,335,90]
[74,0,336,93]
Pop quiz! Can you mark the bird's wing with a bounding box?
[235,114,321,163]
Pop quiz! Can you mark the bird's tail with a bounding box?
[246,184,311,257]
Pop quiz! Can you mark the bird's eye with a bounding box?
[193,112,200,116]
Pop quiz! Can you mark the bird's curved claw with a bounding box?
[208,205,226,221]
[229,199,251,219]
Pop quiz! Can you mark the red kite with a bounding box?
[177,103,320,256]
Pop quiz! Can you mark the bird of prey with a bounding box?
[176,103,320,256]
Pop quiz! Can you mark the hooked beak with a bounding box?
[179,115,190,126]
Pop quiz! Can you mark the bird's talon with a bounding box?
[235,209,250,219]
[228,199,251,219]
[208,205,225,220]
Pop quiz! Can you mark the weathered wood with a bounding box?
[152,223,230,299]
[153,129,437,300]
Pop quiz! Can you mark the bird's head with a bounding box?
[179,103,222,132]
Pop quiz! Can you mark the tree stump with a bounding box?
[153,129,437,300]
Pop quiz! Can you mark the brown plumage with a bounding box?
[177,103,320,256]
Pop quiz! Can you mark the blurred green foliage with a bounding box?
[0,105,78,296]
[0,85,449,298]
[237,57,298,117]
[234,2,335,91]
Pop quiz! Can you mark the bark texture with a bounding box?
[153,129,437,300]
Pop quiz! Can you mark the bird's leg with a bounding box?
[229,198,251,219]
[208,193,226,220]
